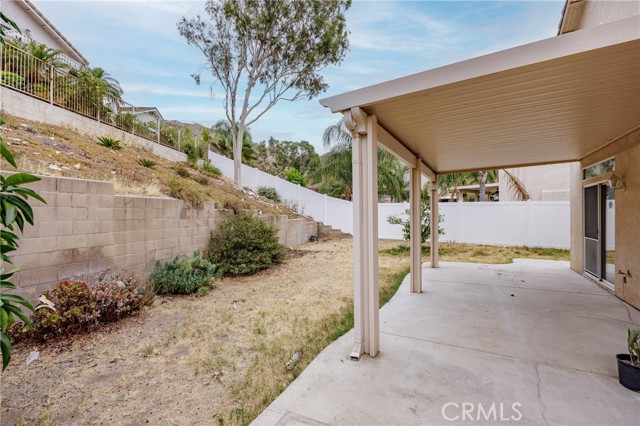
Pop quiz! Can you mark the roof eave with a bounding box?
[319,15,638,114]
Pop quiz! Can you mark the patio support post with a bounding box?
[430,175,439,268]
[344,107,379,359]
[410,158,422,293]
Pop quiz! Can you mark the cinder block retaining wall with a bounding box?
[10,174,317,301]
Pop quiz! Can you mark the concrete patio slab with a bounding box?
[253,260,640,426]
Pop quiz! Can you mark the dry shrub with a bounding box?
[166,178,206,207]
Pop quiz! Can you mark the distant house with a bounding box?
[120,106,165,125]
[1,0,88,69]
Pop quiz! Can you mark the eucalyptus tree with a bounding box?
[255,137,320,178]
[178,0,351,190]
[311,120,407,201]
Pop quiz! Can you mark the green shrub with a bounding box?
[171,165,191,178]
[1,71,23,87]
[150,251,216,295]
[1,125,45,369]
[201,159,222,177]
[386,201,444,243]
[284,167,306,187]
[138,158,157,168]
[166,178,206,207]
[257,186,280,202]
[183,141,202,163]
[115,112,136,132]
[207,213,286,276]
[97,136,122,150]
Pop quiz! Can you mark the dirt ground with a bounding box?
[0,238,409,426]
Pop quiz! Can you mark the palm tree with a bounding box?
[73,67,123,100]
[439,169,529,201]
[212,120,257,165]
[5,39,67,96]
[65,66,123,119]
[8,38,67,69]
[438,173,470,202]
[310,120,408,201]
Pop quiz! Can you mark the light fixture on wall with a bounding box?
[608,174,625,190]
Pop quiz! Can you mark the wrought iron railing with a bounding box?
[0,42,187,150]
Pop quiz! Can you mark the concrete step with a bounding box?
[317,223,351,239]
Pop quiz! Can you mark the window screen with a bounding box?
[584,185,598,239]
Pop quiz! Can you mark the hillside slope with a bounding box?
[0,113,290,215]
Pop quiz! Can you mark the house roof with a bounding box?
[320,16,640,174]
[120,106,164,121]
[18,0,88,66]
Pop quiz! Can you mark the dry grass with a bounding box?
[0,114,290,215]
[1,238,410,426]
[113,178,163,196]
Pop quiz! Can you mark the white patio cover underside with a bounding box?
[320,16,640,173]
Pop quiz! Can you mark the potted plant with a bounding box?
[617,328,640,391]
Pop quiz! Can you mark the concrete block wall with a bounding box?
[10,175,318,302]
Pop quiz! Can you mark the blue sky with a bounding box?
[33,0,565,152]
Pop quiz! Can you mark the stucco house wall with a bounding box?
[574,0,640,30]
[500,163,572,201]
[1,0,88,66]
[570,128,640,309]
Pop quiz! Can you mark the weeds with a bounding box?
[97,136,122,150]
[193,175,209,186]
[201,159,222,177]
[166,178,207,207]
[257,186,280,203]
[171,165,191,178]
[138,158,157,168]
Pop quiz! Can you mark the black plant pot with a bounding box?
[616,354,640,392]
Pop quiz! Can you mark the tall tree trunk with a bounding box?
[478,170,487,202]
[234,126,244,190]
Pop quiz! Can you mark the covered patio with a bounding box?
[255,260,640,425]
[315,15,639,360]
[254,12,639,426]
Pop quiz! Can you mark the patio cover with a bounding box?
[319,16,640,359]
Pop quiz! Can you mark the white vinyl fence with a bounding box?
[209,151,570,248]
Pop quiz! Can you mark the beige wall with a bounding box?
[577,0,640,29]
[570,128,640,309]
[10,175,318,303]
[500,163,572,201]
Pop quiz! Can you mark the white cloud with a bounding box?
[122,82,214,98]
